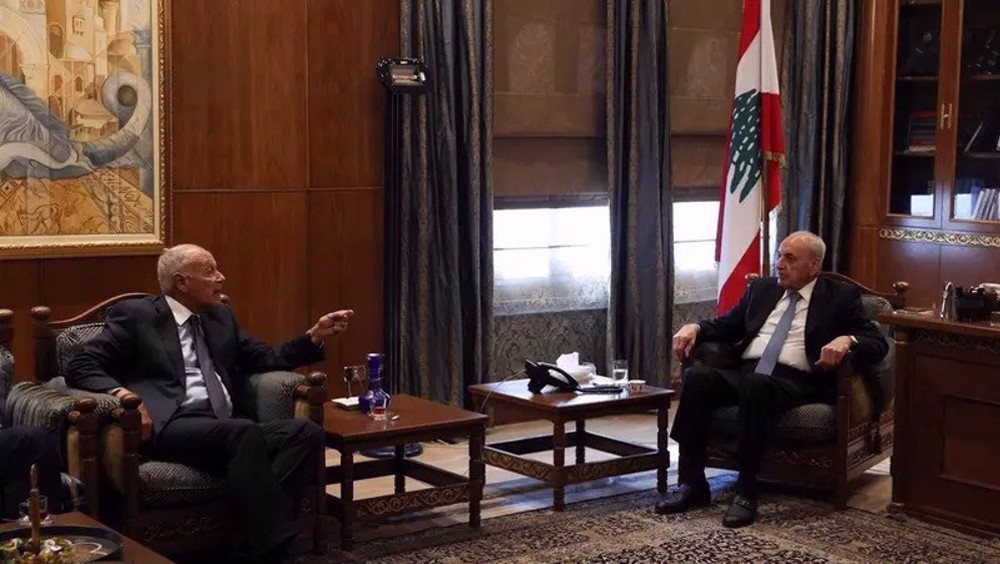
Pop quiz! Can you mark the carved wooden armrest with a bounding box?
[101,393,142,519]
[294,371,327,425]
[66,397,99,515]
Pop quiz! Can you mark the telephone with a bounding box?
[525,360,622,394]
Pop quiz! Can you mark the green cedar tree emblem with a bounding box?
[727,89,761,203]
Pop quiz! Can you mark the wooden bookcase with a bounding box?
[850,0,1000,308]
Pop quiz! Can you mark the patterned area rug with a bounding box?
[305,479,999,564]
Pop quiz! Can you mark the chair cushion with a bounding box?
[709,403,836,445]
[138,461,226,509]
[55,323,104,379]
[860,294,893,320]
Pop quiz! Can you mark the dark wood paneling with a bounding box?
[307,190,384,398]
[0,261,39,382]
[171,0,309,190]
[878,239,940,308]
[307,0,400,188]
[940,245,1000,290]
[848,0,892,284]
[39,257,160,319]
[2,1,395,396]
[173,192,309,346]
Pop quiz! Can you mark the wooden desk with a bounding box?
[468,379,673,510]
[0,511,173,563]
[323,395,487,551]
[878,312,1000,537]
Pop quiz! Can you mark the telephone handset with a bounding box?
[525,360,622,394]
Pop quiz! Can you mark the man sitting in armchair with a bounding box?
[67,244,354,564]
[658,231,888,528]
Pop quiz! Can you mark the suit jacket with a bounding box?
[697,276,888,371]
[66,295,324,434]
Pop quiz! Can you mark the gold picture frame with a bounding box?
[0,0,169,259]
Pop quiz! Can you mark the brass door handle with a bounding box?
[939,102,953,130]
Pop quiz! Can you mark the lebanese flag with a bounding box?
[714,0,785,315]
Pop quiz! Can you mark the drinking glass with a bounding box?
[611,359,629,383]
[18,495,52,525]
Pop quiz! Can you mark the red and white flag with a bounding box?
[715,0,785,314]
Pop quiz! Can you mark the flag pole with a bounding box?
[761,159,770,277]
[759,0,770,278]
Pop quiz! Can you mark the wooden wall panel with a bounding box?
[172,192,309,346]
[39,257,160,318]
[307,0,400,188]
[879,239,940,309]
[939,245,1000,291]
[171,0,309,190]
[307,190,384,398]
[3,0,397,398]
[0,261,39,382]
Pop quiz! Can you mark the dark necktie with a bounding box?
[190,315,229,419]
[755,291,801,376]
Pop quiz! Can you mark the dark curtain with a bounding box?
[388,0,492,406]
[777,0,857,271]
[607,0,672,387]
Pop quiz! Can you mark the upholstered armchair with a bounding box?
[1,308,98,515]
[30,294,328,557]
[686,273,907,508]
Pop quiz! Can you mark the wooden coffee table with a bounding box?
[0,511,173,563]
[468,379,674,510]
[323,394,487,550]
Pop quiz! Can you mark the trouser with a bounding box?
[0,425,64,519]
[153,412,324,562]
[669,361,834,494]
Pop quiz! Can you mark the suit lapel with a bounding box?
[154,296,185,382]
[805,276,828,339]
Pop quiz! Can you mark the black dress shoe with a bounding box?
[722,493,758,528]
[654,482,712,515]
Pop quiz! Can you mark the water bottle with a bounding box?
[361,353,391,420]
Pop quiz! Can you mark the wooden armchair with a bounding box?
[30,294,328,557]
[687,272,908,508]
[1,308,99,516]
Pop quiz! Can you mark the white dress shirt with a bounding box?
[165,296,232,414]
[741,278,817,372]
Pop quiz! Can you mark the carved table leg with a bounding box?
[553,421,567,511]
[575,419,586,465]
[657,406,669,493]
[341,448,355,551]
[470,425,484,529]
[394,444,406,494]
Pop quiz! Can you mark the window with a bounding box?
[674,201,720,304]
[494,206,610,315]
[493,201,722,315]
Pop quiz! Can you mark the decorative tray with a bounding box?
[1,526,124,563]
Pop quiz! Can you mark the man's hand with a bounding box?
[672,324,701,361]
[113,388,152,442]
[816,336,854,370]
[307,309,355,345]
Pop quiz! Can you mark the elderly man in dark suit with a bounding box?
[67,244,354,564]
[658,231,888,528]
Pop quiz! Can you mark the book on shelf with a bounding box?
[906,111,937,152]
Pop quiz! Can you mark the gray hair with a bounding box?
[785,231,826,263]
[157,244,206,293]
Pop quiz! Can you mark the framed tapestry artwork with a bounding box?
[0,0,168,258]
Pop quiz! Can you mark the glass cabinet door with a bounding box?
[949,0,1000,226]
[889,0,944,219]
